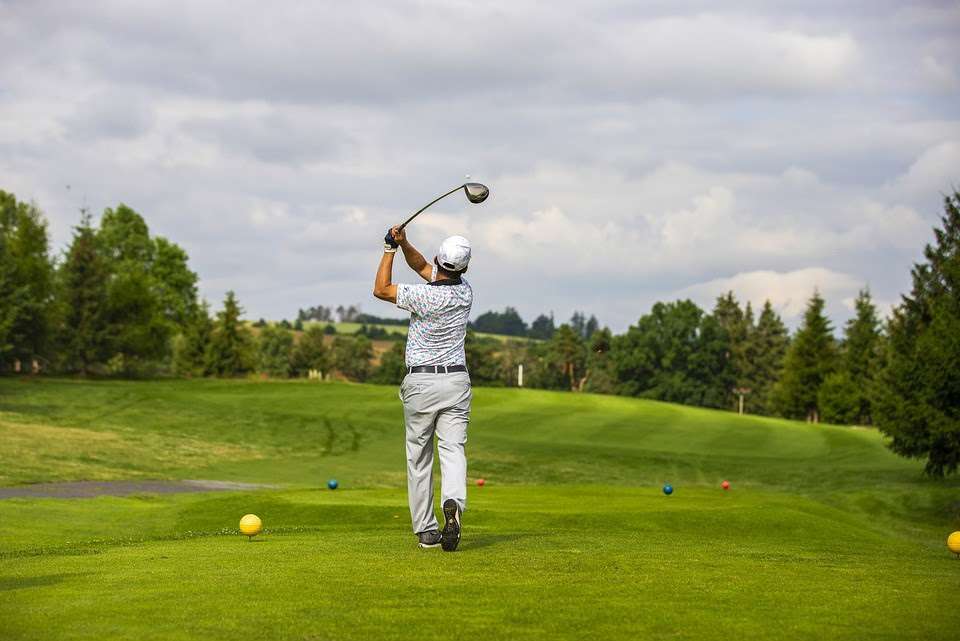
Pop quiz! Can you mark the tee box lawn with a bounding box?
[0,378,958,640]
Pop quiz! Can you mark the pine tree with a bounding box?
[840,289,882,423]
[584,315,600,339]
[528,313,556,339]
[873,191,960,476]
[818,371,861,425]
[58,212,110,374]
[205,291,254,376]
[551,324,587,391]
[171,301,213,377]
[712,292,750,408]
[772,291,837,422]
[744,301,789,415]
[569,312,587,338]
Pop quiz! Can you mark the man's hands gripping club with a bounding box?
[375,227,434,304]
[384,226,432,281]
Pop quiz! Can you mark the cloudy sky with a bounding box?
[2,1,958,331]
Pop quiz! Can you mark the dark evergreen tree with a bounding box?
[742,301,789,415]
[873,191,960,476]
[772,291,838,421]
[818,371,860,425]
[171,300,213,377]
[569,311,587,338]
[205,291,254,376]
[839,289,882,424]
[550,324,587,391]
[584,314,600,339]
[528,313,556,339]
[690,313,736,408]
[471,307,528,336]
[57,212,110,374]
[712,292,750,408]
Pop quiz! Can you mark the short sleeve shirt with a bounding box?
[396,276,473,367]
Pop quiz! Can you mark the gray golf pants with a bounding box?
[399,371,471,534]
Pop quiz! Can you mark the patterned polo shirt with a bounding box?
[396,275,473,367]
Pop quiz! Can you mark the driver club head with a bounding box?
[464,183,489,204]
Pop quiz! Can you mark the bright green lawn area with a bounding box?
[331,320,409,336]
[329,321,528,342]
[1,378,958,640]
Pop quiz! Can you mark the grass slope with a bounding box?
[1,378,958,640]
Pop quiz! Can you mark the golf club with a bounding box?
[385,183,489,245]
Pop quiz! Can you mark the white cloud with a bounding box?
[889,140,960,200]
[675,268,864,324]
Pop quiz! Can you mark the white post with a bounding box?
[738,393,744,415]
[518,363,524,387]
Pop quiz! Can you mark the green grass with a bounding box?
[331,320,409,336]
[329,321,530,342]
[1,378,958,640]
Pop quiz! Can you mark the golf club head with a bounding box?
[464,183,489,204]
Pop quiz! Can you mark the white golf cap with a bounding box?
[437,235,471,272]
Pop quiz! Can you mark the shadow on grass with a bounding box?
[461,533,528,551]
[0,573,88,592]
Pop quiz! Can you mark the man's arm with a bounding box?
[373,245,398,304]
[391,226,433,282]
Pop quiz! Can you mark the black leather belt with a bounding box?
[407,365,468,374]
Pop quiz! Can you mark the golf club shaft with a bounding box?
[397,185,463,230]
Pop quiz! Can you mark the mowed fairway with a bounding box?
[1,379,958,640]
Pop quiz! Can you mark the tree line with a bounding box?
[2,188,958,475]
[469,307,598,340]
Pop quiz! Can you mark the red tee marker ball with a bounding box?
[721,480,730,490]
[476,478,486,487]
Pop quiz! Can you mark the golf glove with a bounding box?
[384,228,399,248]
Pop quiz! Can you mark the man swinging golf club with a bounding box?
[373,225,474,551]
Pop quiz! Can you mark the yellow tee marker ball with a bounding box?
[948,531,960,557]
[239,514,262,539]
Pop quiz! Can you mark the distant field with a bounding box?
[329,321,408,336]
[253,320,526,343]
[326,321,530,343]
[1,378,958,640]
